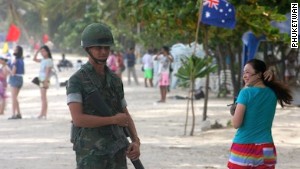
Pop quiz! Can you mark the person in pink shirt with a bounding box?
[0,55,11,115]
[107,50,118,72]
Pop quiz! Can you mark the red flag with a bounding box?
[6,24,21,42]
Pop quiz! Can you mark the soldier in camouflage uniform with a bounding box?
[67,23,141,169]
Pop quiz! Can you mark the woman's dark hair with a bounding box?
[40,45,52,59]
[148,48,153,54]
[14,45,23,59]
[162,46,170,54]
[247,59,293,107]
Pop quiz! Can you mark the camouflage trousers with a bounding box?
[76,148,127,169]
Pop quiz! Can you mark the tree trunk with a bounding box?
[216,45,228,97]
[203,74,209,121]
[227,43,238,97]
[237,48,243,91]
[190,80,196,136]
[184,90,190,135]
[202,26,209,121]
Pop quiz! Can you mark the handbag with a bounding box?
[31,77,40,86]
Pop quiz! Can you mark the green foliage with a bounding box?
[1,0,294,55]
[119,0,200,48]
[0,0,45,43]
[23,11,43,38]
[234,2,291,43]
[54,21,86,53]
[175,56,217,88]
[50,0,138,52]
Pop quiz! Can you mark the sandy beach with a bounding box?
[0,53,299,169]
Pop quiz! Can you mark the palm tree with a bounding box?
[0,0,45,42]
[0,0,44,39]
[45,0,124,52]
[175,56,217,136]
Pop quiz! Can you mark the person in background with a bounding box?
[8,45,25,119]
[125,47,139,85]
[57,53,73,72]
[228,59,293,169]
[115,51,125,79]
[107,50,118,72]
[0,55,11,115]
[33,45,54,119]
[75,59,83,71]
[154,46,173,103]
[152,48,160,87]
[284,49,297,84]
[142,48,154,87]
[33,40,41,54]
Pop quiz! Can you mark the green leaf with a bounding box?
[175,55,217,88]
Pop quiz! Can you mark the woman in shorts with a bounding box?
[33,45,54,119]
[8,45,25,119]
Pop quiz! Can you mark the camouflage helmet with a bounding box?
[81,23,114,48]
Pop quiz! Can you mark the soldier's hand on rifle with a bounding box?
[126,141,141,160]
[114,113,129,127]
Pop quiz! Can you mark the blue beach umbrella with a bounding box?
[242,31,266,66]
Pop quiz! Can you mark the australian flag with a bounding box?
[201,0,236,29]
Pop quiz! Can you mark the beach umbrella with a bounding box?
[242,31,266,66]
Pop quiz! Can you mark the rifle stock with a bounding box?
[86,90,145,169]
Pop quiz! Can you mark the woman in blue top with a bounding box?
[228,59,293,169]
[8,45,25,119]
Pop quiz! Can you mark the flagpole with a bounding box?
[193,0,204,55]
[195,0,210,121]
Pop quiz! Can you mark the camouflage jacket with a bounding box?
[66,62,129,156]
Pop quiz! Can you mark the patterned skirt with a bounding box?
[228,143,277,169]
